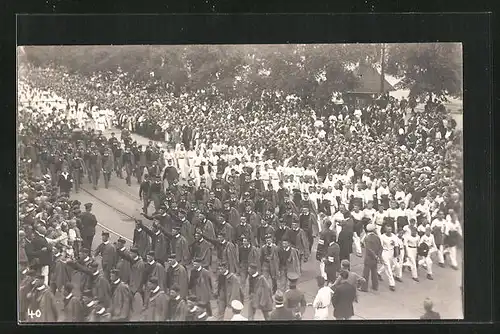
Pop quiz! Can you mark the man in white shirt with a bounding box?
[310,276,332,320]
[378,225,399,291]
[403,227,420,282]
[443,214,462,270]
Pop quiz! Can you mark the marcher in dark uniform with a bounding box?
[362,224,382,291]
[88,146,102,190]
[80,203,97,251]
[283,272,306,320]
[93,231,116,281]
[149,175,164,213]
[139,174,151,215]
[71,151,85,193]
[121,146,135,186]
[101,147,114,189]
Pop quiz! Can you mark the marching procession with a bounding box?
[18,61,463,322]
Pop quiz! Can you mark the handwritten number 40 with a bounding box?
[27,309,41,319]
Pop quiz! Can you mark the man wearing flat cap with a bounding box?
[109,268,133,321]
[143,277,169,321]
[168,284,189,321]
[80,203,97,251]
[190,230,213,270]
[143,251,167,298]
[88,261,112,309]
[28,275,59,322]
[61,283,84,322]
[216,262,244,320]
[94,231,116,281]
[133,220,151,259]
[247,263,273,320]
[188,260,213,317]
[165,254,189,300]
[115,238,132,284]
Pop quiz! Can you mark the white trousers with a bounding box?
[41,265,49,286]
[352,233,362,256]
[335,225,342,242]
[444,246,458,267]
[418,255,433,275]
[392,247,405,279]
[436,244,445,264]
[319,261,327,280]
[313,307,329,320]
[378,250,396,286]
[404,247,418,278]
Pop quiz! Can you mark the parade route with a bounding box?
[69,128,464,321]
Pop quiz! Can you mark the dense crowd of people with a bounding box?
[18,63,462,322]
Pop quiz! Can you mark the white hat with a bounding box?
[231,300,244,311]
[366,224,376,232]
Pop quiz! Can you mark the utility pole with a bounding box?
[380,43,386,94]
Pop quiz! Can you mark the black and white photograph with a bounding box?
[17,43,464,322]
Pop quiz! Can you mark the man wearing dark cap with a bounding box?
[190,230,213,270]
[133,220,151,259]
[238,236,259,291]
[331,270,356,320]
[66,249,93,297]
[80,203,97,251]
[223,200,241,228]
[81,289,97,322]
[269,291,294,320]
[109,269,133,321]
[216,262,244,320]
[115,238,132,284]
[234,216,254,248]
[94,231,116,281]
[247,263,273,320]
[143,251,167,297]
[216,212,236,243]
[188,260,213,317]
[86,262,111,309]
[283,272,307,320]
[205,232,240,275]
[61,283,84,322]
[139,174,151,215]
[19,268,37,322]
[143,277,169,321]
[277,239,301,291]
[168,284,189,321]
[159,224,191,266]
[141,221,169,265]
[117,246,146,316]
[29,275,59,322]
[166,254,189,300]
[186,295,209,321]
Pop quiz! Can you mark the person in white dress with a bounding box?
[175,144,189,180]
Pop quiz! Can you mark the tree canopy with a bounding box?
[22,43,462,106]
[385,43,463,102]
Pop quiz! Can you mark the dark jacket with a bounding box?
[80,212,98,237]
[30,234,52,267]
[332,281,356,319]
[268,306,295,320]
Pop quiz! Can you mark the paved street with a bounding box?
[71,128,463,320]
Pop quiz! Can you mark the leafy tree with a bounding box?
[385,43,462,102]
